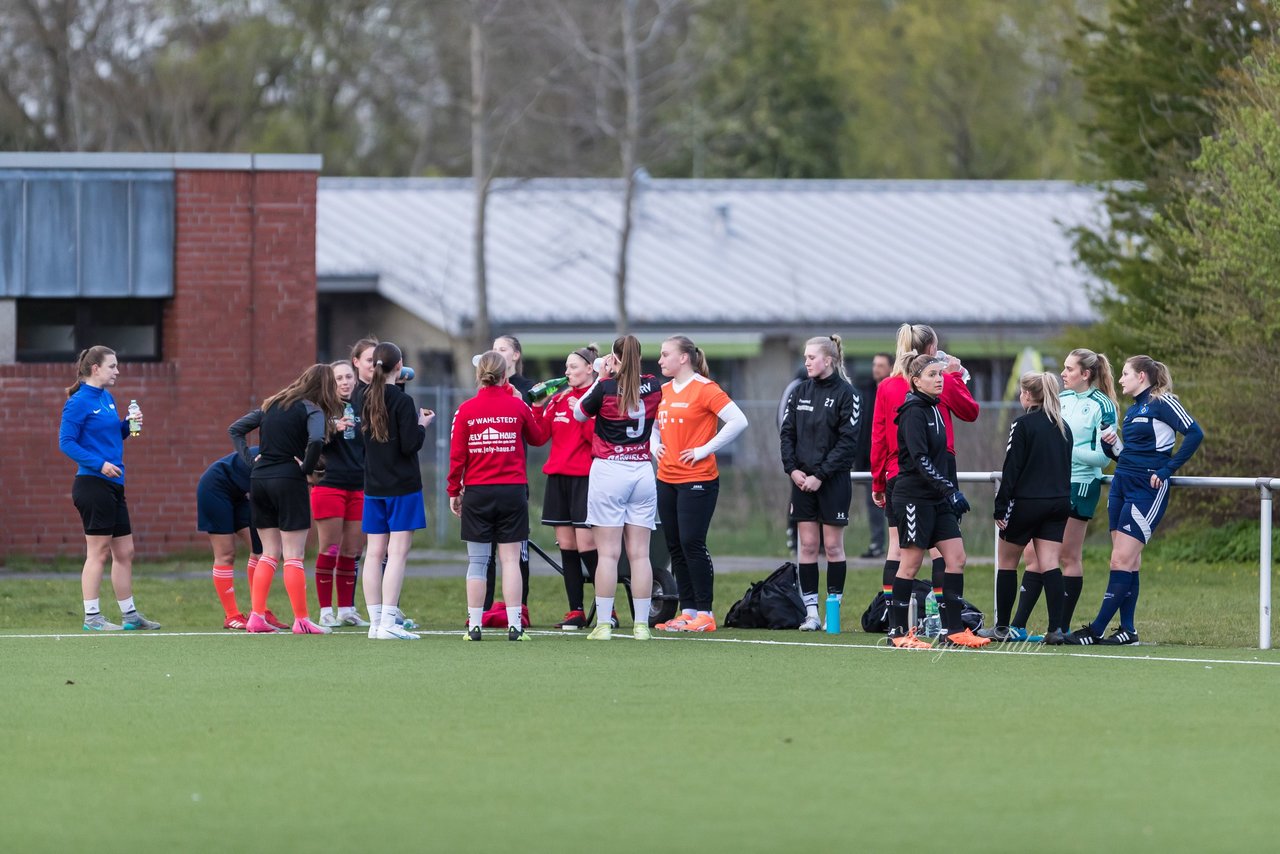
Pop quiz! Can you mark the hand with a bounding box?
[333,415,355,431]
[100,461,122,478]
[449,495,463,517]
[599,355,617,379]
[679,447,706,464]
[1100,426,1118,445]
[872,490,885,508]
[1150,473,1163,489]
[944,356,962,374]
[419,408,435,428]
[802,475,822,492]
[948,491,971,516]
[790,470,807,489]
[995,518,1007,530]
[652,442,666,461]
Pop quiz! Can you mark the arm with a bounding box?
[994,421,1025,520]
[299,405,326,475]
[228,409,264,468]
[1157,398,1204,480]
[575,380,604,421]
[57,398,103,471]
[902,408,956,499]
[779,388,799,475]
[870,383,890,493]
[1074,417,1111,470]
[446,409,467,496]
[523,402,551,447]
[688,400,748,461]
[939,373,980,422]
[813,388,860,481]
[395,395,426,456]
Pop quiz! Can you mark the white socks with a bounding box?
[634,599,651,627]
[84,598,100,616]
[320,607,335,621]
[380,607,399,630]
[506,605,521,630]
[595,597,615,626]
[806,604,820,620]
[468,607,483,629]
[117,596,136,614]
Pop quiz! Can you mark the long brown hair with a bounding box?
[361,342,403,442]
[1020,371,1066,436]
[664,335,710,377]
[262,364,342,435]
[613,335,643,414]
[66,346,116,398]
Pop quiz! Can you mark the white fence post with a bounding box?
[1260,479,1273,651]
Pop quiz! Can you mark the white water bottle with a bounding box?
[127,400,142,436]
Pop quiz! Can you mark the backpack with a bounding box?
[724,563,808,629]
[860,583,985,634]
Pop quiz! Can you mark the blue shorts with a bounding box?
[362,492,426,534]
[1108,470,1169,544]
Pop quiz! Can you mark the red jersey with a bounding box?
[870,371,979,492]
[447,385,550,496]
[577,374,662,462]
[540,386,594,476]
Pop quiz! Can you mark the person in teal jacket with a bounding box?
[1057,348,1118,628]
[58,346,160,632]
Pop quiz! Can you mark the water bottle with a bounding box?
[825,594,841,634]
[342,402,355,440]
[127,400,141,436]
[923,592,941,637]
[398,366,415,382]
[529,376,569,400]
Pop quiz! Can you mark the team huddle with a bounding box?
[57,323,1202,647]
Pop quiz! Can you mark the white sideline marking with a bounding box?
[3,628,1277,668]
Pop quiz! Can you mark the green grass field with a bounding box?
[4,558,1279,852]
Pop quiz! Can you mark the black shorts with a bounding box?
[462,484,529,543]
[894,497,962,549]
[541,474,589,528]
[197,471,251,535]
[789,473,852,526]
[999,497,1070,547]
[250,477,311,532]
[72,475,131,537]
[883,475,899,523]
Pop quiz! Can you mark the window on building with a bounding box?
[16,298,164,362]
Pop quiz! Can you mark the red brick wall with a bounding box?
[0,168,317,559]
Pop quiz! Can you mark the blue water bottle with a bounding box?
[825,594,841,634]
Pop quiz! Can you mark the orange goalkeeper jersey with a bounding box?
[656,375,733,484]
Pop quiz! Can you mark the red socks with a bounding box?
[336,556,358,608]
[315,548,337,609]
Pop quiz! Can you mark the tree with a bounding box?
[1155,44,1280,508]
[1068,0,1277,357]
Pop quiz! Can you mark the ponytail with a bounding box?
[1127,354,1174,399]
[614,335,642,414]
[664,335,710,378]
[804,334,849,383]
[891,349,919,379]
[66,346,115,398]
[894,323,937,362]
[1021,371,1065,436]
[1069,348,1118,409]
[475,351,507,387]
[362,341,403,443]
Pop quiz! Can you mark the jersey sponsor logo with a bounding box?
[468,415,519,426]
[469,426,518,454]
[669,401,690,408]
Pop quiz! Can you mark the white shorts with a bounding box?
[586,458,657,529]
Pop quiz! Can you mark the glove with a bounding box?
[947,491,971,516]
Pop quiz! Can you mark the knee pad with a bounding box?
[466,541,492,580]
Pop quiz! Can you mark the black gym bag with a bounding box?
[724,562,808,629]
[860,584,985,633]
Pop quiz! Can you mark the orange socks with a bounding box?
[212,564,240,618]
[251,556,278,615]
[246,555,260,589]
[283,558,309,619]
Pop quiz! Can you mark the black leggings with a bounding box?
[657,478,720,612]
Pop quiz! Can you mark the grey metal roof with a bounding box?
[316,177,1105,335]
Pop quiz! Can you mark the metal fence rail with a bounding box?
[851,472,1279,650]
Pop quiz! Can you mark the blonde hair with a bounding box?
[805,334,850,383]
[664,335,710,377]
[891,324,937,378]
[1068,348,1117,408]
[475,351,508,387]
[66,346,116,398]
[1020,371,1066,436]
[1126,355,1174,400]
